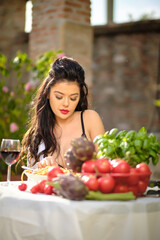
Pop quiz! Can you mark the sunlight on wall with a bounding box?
[25,0,32,33]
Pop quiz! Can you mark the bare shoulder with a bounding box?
[83,109,104,123]
[83,109,101,119]
[83,109,105,141]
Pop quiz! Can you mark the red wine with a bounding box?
[0,150,20,165]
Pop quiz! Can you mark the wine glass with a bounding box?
[0,139,21,185]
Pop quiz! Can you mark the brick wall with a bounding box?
[0,0,92,88]
[92,20,160,132]
[29,0,91,59]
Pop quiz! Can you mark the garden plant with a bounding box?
[0,50,63,179]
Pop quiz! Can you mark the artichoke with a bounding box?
[71,137,96,161]
[49,174,88,200]
[64,148,83,172]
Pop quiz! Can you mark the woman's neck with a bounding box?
[55,111,78,127]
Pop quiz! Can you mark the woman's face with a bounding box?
[48,80,80,121]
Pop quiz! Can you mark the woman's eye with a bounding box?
[70,97,77,101]
[55,96,62,100]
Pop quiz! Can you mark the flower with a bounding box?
[2,86,9,93]
[10,91,14,96]
[10,123,19,132]
[25,82,32,91]
[57,53,66,59]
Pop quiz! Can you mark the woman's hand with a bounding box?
[37,156,58,168]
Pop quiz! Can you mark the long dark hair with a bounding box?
[20,57,88,166]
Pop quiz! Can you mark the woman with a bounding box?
[20,57,105,169]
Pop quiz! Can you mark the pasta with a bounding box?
[21,166,81,182]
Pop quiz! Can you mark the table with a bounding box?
[0,181,160,240]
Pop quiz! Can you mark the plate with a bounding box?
[25,171,47,183]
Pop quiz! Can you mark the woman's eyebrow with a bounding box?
[54,91,63,95]
[70,93,79,96]
[54,91,79,96]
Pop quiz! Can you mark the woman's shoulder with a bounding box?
[83,109,104,127]
[83,109,105,141]
[83,109,102,119]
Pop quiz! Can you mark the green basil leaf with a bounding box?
[138,127,147,133]
[109,128,118,136]
[116,130,127,139]
[125,130,136,140]
[142,139,149,149]
[151,155,159,165]
[148,133,156,142]
[136,132,147,140]
[134,139,142,149]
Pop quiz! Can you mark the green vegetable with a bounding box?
[94,127,160,167]
[85,191,136,201]
[71,137,96,161]
[125,130,136,140]
[47,174,88,200]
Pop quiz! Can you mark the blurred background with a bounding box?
[0,0,160,139]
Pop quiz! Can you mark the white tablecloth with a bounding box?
[0,181,160,240]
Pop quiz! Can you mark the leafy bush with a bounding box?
[0,50,64,178]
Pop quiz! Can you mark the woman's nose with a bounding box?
[63,97,69,107]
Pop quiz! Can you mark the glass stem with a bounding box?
[7,165,11,182]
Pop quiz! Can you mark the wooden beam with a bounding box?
[107,0,114,23]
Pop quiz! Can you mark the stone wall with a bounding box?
[92,20,160,132]
[29,0,93,92]
[0,0,93,90]
[30,0,91,58]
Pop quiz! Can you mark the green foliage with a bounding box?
[94,127,160,167]
[0,50,63,177]
[128,11,157,22]
[154,99,160,107]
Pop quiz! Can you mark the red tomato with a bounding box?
[110,159,121,167]
[114,175,128,185]
[136,163,151,183]
[81,160,96,173]
[30,184,39,194]
[112,159,130,174]
[44,185,53,195]
[47,167,64,180]
[128,186,138,197]
[136,163,151,174]
[18,183,27,191]
[96,158,111,173]
[98,175,115,193]
[38,180,47,193]
[127,168,139,186]
[82,176,99,191]
[114,184,128,193]
[137,180,148,195]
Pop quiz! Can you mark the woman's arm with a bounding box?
[84,110,105,151]
[27,141,58,169]
[37,156,58,168]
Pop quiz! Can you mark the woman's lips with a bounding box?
[60,109,69,114]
